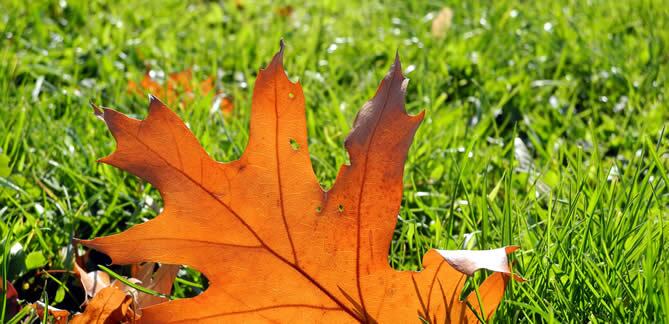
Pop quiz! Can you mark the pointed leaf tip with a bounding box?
[91,102,104,119]
[147,93,170,114]
[267,39,285,69]
[392,50,402,74]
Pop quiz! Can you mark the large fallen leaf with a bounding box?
[84,42,519,323]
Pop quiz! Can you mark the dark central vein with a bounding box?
[120,123,361,322]
[354,71,399,324]
[273,71,299,265]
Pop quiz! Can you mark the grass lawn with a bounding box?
[1,0,669,322]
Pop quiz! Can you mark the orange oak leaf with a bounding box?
[84,41,519,323]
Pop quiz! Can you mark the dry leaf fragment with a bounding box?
[74,260,111,301]
[437,246,525,279]
[432,7,454,39]
[127,69,193,107]
[73,257,176,312]
[2,279,21,319]
[84,41,519,323]
[70,246,176,323]
[71,286,134,324]
[130,263,179,308]
[128,69,233,114]
[276,5,294,17]
[219,96,234,115]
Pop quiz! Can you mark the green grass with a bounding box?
[1,0,668,322]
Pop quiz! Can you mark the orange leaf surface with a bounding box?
[85,42,518,323]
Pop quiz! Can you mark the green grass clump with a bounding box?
[1,0,668,322]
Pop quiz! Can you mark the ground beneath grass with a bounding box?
[1,0,668,322]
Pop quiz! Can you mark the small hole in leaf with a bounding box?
[337,204,344,213]
[316,206,322,213]
[289,138,300,150]
[288,92,295,99]
[172,266,209,298]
